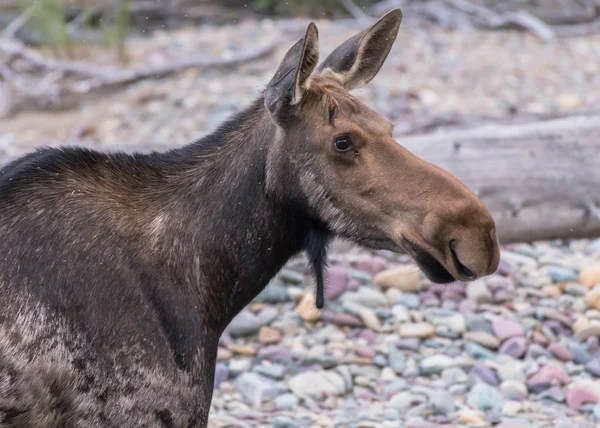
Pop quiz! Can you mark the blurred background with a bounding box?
[1,0,600,427]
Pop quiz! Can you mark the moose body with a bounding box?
[0,10,499,428]
[0,106,307,427]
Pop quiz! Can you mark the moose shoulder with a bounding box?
[0,9,499,428]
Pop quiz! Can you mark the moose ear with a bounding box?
[265,23,319,123]
[317,8,402,90]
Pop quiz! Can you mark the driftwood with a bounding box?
[443,0,556,42]
[397,114,600,244]
[374,0,600,39]
[552,17,600,37]
[0,36,280,116]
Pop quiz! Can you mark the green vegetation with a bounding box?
[14,0,383,56]
[26,0,71,53]
[21,0,131,59]
[99,0,131,60]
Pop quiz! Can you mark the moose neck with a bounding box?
[148,98,316,338]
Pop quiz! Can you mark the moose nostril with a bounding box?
[449,240,476,280]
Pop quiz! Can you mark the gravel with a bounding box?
[208,239,600,427]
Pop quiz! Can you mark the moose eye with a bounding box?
[333,136,352,152]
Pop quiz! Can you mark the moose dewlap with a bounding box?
[0,9,499,428]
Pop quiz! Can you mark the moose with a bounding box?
[0,8,499,428]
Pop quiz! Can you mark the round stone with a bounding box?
[469,363,499,386]
[465,342,496,360]
[420,355,455,375]
[325,265,348,300]
[359,307,382,332]
[295,293,320,322]
[573,316,591,334]
[258,326,282,345]
[498,337,528,359]
[274,393,299,410]
[429,389,455,415]
[548,342,573,362]
[492,318,525,341]
[585,358,600,377]
[399,322,435,338]
[466,383,505,411]
[288,370,346,398]
[527,363,570,387]
[580,264,600,288]
[566,387,600,410]
[373,265,423,292]
[500,380,528,400]
[585,290,600,311]
[463,331,500,349]
[542,284,562,298]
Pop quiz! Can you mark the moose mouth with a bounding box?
[348,233,477,284]
[401,238,476,284]
[412,245,455,284]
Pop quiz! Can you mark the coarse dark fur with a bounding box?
[0,96,313,427]
[0,9,500,428]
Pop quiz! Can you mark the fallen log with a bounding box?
[396,114,600,244]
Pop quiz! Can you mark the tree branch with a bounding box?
[0,35,280,115]
[444,0,556,42]
[1,6,34,39]
[338,0,373,25]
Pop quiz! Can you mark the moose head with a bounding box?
[263,9,500,305]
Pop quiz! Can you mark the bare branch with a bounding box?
[553,16,600,37]
[502,10,556,42]
[1,35,279,81]
[444,0,499,22]
[444,0,555,42]
[0,36,281,115]
[587,199,600,222]
[370,0,410,16]
[0,38,115,78]
[338,0,373,25]
[1,4,35,39]
[69,40,280,92]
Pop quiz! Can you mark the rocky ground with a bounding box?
[0,14,599,428]
[210,241,600,427]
